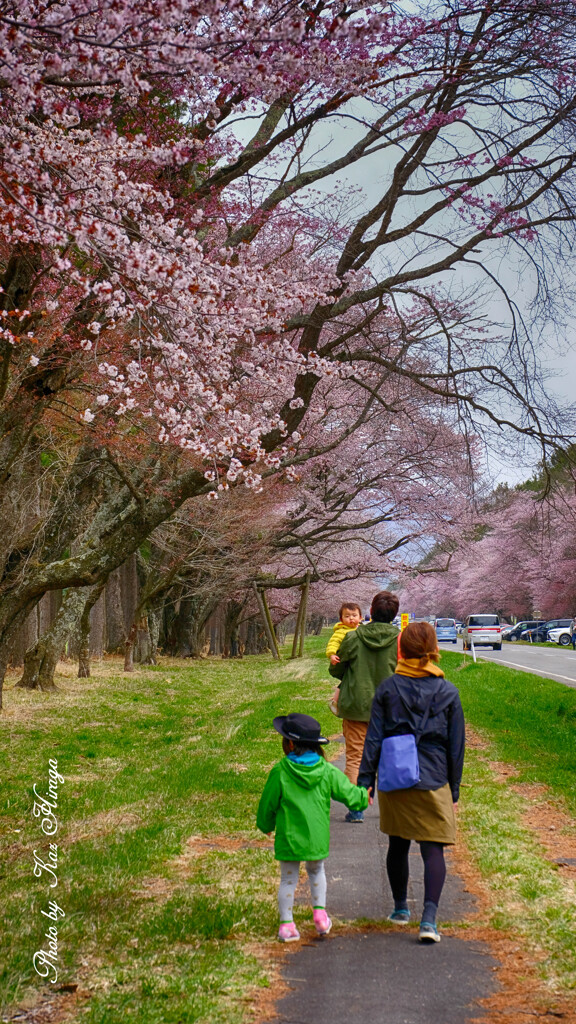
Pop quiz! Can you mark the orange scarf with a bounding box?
[395,657,445,678]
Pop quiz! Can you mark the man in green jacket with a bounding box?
[329,590,399,821]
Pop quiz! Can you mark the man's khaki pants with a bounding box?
[342,719,368,785]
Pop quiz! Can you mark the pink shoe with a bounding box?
[278,922,300,942]
[313,909,332,936]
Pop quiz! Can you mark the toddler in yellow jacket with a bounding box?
[326,603,363,713]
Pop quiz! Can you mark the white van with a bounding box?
[462,614,502,651]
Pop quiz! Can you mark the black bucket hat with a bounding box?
[273,712,329,745]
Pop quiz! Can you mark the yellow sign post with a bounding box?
[400,613,410,631]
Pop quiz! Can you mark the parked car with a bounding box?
[434,617,458,643]
[547,624,574,647]
[522,618,573,643]
[504,620,545,642]
[462,614,503,651]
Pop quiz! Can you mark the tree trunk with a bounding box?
[174,597,198,656]
[243,617,268,655]
[0,642,10,710]
[11,592,62,667]
[124,620,137,671]
[307,613,325,635]
[105,570,125,652]
[161,596,176,655]
[0,466,210,708]
[188,597,219,657]
[16,640,60,692]
[145,605,161,665]
[223,599,244,658]
[10,607,39,668]
[0,605,35,709]
[77,581,106,678]
[253,584,280,659]
[123,611,149,671]
[89,586,106,658]
[137,615,155,662]
[298,572,311,657]
[77,635,90,678]
[209,610,223,656]
[39,590,62,636]
[165,594,218,657]
[120,554,139,639]
[17,588,89,691]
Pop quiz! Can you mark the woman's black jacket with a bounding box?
[357,673,465,802]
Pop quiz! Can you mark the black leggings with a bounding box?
[386,835,447,906]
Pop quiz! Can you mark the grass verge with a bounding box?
[441,649,576,810]
[441,649,576,990]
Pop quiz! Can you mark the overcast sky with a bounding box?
[226,100,576,485]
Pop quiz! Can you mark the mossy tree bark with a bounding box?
[16,587,89,691]
[0,466,210,707]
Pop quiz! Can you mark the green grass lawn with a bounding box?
[441,648,576,990]
[2,642,337,1023]
[441,649,576,810]
[2,636,576,1022]
[504,639,572,650]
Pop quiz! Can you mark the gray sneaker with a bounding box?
[418,922,441,943]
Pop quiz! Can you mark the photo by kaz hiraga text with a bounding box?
[31,759,65,984]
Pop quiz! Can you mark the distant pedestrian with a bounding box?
[329,591,399,822]
[571,619,576,651]
[256,712,370,942]
[358,622,465,943]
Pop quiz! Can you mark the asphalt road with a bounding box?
[263,745,498,1024]
[451,638,576,689]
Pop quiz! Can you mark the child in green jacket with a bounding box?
[256,712,370,942]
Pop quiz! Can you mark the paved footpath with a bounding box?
[262,746,498,1024]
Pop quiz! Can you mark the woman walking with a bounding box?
[357,621,465,942]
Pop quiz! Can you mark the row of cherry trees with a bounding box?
[3,0,576,701]
[397,473,576,621]
[12,405,476,688]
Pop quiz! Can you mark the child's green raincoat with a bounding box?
[257,756,368,861]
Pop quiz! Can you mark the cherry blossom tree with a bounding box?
[397,482,576,621]
[3,1,576,703]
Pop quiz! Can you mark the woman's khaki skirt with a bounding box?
[377,783,456,844]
